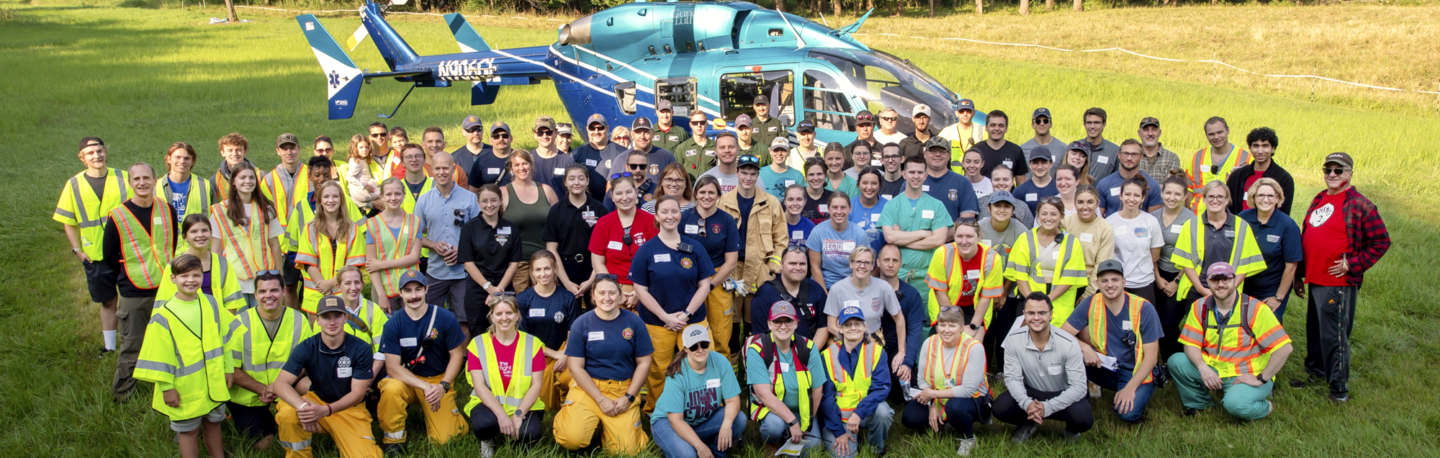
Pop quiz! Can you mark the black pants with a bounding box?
[985,296,1023,373]
[227,402,278,441]
[1154,269,1189,359]
[992,386,1093,434]
[1304,285,1357,397]
[469,404,543,443]
[1125,283,1157,309]
[900,397,984,438]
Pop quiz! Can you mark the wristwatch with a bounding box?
[625,393,636,404]
[681,310,691,319]
[1258,375,1270,384]
[439,381,452,392]
[787,417,800,428]
[482,281,493,290]
[967,323,980,331]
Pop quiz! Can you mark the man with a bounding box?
[628,116,676,179]
[877,143,906,200]
[788,120,820,170]
[398,145,434,214]
[468,122,516,188]
[879,155,953,295]
[261,135,306,240]
[378,269,470,453]
[719,153,787,330]
[1080,108,1120,182]
[1013,148,1056,219]
[653,100,691,153]
[412,153,480,338]
[1185,117,1251,212]
[818,306,894,458]
[213,132,255,201]
[452,115,493,185]
[921,137,979,222]
[573,113,628,178]
[674,112,717,177]
[897,104,939,158]
[229,273,314,451]
[844,110,880,163]
[1062,260,1162,423]
[103,162,176,401]
[521,117,571,191]
[1135,117,1181,182]
[939,99,984,149]
[751,95,785,150]
[1171,263,1292,420]
[734,114,762,161]
[421,126,447,157]
[157,141,212,227]
[601,150,658,212]
[1294,152,1389,403]
[55,136,129,356]
[1226,127,1295,215]
[368,122,404,180]
[1094,140,1163,215]
[556,123,576,154]
[873,108,907,145]
[1019,108,1067,166]
[971,110,1029,182]
[273,294,382,458]
[700,133,765,193]
[875,244,926,400]
[995,293,1092,444]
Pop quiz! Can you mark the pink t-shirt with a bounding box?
[467,334,548,391]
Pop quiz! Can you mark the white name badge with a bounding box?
[607,241,624,250]
[871,160,882,167]
[1267,234,1281,243]
[965,269,981,280]
[487,168,501,175]
[882,194,894,200]
[704,150,716,156]
[1225,230,1235,238]
[1121,320,1133,331]
[921,210,935,219]
[922,185,930,192]
[844,300,860,308]
[529,308,546,318]
[1047,365,1063,375]
[1110,187,1121,196]
[1003,159,1014,169]
[981,239,992,247]
[1026,193,1038,201]
[1243,192,1249,201]
[337,367,352,378]
[1170,224,1182,234]
[588,331,604,341]
[400,337,418,347]
[554,167,565,176]
[706,379,721,389]
[818,204,828,213]
[792,230,804,239]
[785,180,795,187]
[1080,233,1094,243]
[586,159,598,166]
[498,227,512,235]
[841,241,856,251]
[685,224,699,234]
[1097,155,1110,164]
[780,362,791,372]
[768,127,778,132]
[686,150,698,157]
[1053,250,1062,260]
[871,213,881,222]
[655,253,671,263]
[153,217,165,225]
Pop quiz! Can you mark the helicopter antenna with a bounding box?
[775,8,806,50]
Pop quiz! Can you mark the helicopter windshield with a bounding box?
[807,49,959,127]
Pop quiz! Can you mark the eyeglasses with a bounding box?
[627,163,646,170]
[687,341,711,352]
[588,126,608,132]
[536,130,554,137]
[491,133,510,140]
[1254,193,1278,200]
[613,136,630,141]
[662,177,686,184]
[1204,195,1227,202]
[1323,167,1349,176]
[850,260,873,266]
[1084,121,1104,126]
[610,172,634,179]
[882,154,903,160]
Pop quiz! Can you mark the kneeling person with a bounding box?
[994,293,1093,443]
[747,301,826,455]
[465,296,546,457]
[819,306,894,458]
[902,310,990,456]
[230,273,315,451]
[273,295,382,458]
[378,269,470,453]
[1062,260,1162,423]
[652,324,746,458]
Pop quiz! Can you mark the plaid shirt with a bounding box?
[1299,186,1390,288]
[1138,144,1182,181]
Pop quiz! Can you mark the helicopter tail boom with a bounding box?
[297,14,364,120]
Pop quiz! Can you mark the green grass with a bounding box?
[2,2,1439,456]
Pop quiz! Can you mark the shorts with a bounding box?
[170,404,226,432]
[282,257,301,286]
[83,260,118,303]
[227,402,278,440]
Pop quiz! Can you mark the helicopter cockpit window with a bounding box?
[802,70,856,133]
[719,70,794,126]
[655,76,699,118]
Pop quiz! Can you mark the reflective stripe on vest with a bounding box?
[211,201,275,280]
[113,203,176,289]
[233,308,307,405]
[1176,215,1263,298]
[1186,295,1280,375]
[64,169,130,259]
[1087,293,1153,384]
[1186,146,1250,210]
[923,334,988,421]
[466,332,546,416]
[298,223,364,291]
[823,341,880,417]
[1018,231,1085,285]
[135,294,233,418]
[367,214,419,295]
[929,243,1003,324]
[746,335,814,431]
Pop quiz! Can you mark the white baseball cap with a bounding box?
[681,324,711,348]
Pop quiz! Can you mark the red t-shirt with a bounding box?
[954,248,985,308]
[1303,191,1349,287]
[587,210,659,285]
[466,335,548,391]
[1240,169,1266,211]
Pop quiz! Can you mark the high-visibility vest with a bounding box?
[1185,144,1250,213]
[110,202,176,289]
[464,332,547,416]
[231,306,314,407]
[296,222,366,314]
[261,164,308,232]
[1083,292,1154,383]
[1178,294,1290,378]
[133,294,240,420]
[53,168,130,261]
[213,168,232,204]
[156,173,212,228]
[342,298,388,353]
[1004,229,1088,326]
[746,333,815,431]
[926,243,1004,328]
[399,177,434,214]
[366,214,420,297]
[1168,214,1267,299]
[922,333,989,421]
[154,252,246,311]
[283,192,364,254]
[822,340,882,418]
[209,201,278,282]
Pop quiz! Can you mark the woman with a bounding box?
[902,310,990,457]
[345,134,381,213]
[684,177,742,360]
[1005,198,1088,325]
[464,296,546,456]
[762,139,806,199]
[460,184,523,337]
[365,178,422,312]
[544,165,609,297]
[961,149,993,201]
[643,163,695,214]
[783,185,817,248]
[651,324,745,458]
[1238,177,1303,323]
[154,214,244,311]
[1104,177,1165,305]
[1151,170,1197,357]
[516,251,580,410]
[819,305,893,458]
[500,150,558,291]
[295,181,364,315]
[589,177,658,310]
[631,196,716,413]
[1062,184,1114,299]
[789,127,819,170]
[746,295,826,454]
[822,143,859,199]
[1171,180,1267,306]
[1064,146,1094,186]
[611,126,632,149]
[844,143,876,180]
[1055,164,1082,217]
[207,162,282,308]
[553,277,654,454]
[801,158,833,224]
[979,192,1028,255]
[980,166,1034,228]
[335,266,388,362]
[926,220,1005,340]
[823,248,904,358]
[807,192,871,290]
[850,168,889,252]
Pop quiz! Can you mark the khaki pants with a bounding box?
[376,375,468,444]
[539,342,574,410]
[513,261,532,292]
[704,281,736,360]
[276,392,382,458]
[112,294,154,401]
[553,378,649,454]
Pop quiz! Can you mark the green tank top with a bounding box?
[506,185,551,259]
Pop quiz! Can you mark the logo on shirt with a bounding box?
[428,328,439,340]
[622,327,634,340]
[633,234,646,245]
[710,223,723,234]
[947,189,959,201]
[1309,203,1335,227]
[554,311,565,323]
[1133,227,1150,239]
[681,257,693,269]
[871,297,882,313]
[337,356,352,378]
[496,235,509,245]
[649,164,660,176]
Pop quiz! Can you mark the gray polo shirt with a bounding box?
[1002,324,1087,417]
[1085,138,1121,181]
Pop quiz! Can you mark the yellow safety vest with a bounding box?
[464,332,547,416]
[134,294,240,420]
[283,192,364,254]
[231,306,314,406]
[1185,145,1250,213]
[156,173,212,231]
[822,341,882,418]
[1169,214,1267,299]
[111,202,176,289]
[366,214,420,297]
[746,334,815,431]
[209,201,277,281]
[296,222,366,314]
[922,334,989,421]
[1004,229,1088,326]
[342,298,388,353]
[1084,292,1153,383]
[154,252,246,310]
[53,168,130,260]
[926,243,1005,328]
[261,164,308,233]
[399,177,434,214]
[1178,294,1290,378]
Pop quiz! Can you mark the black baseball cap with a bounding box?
[1139,117,1160,129]
[855,110,875,126]
[796,120,816,133]
[78,136,105,151]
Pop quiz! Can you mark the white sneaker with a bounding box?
[479,439,495,458]
[956,437,977,456]
[1089,382,1102,400]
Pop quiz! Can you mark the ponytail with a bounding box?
[664,346,691,379]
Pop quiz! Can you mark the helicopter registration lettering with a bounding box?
[673,10,693,25]
[436,58,497,81]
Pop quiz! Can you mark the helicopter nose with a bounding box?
[559,15,593,46]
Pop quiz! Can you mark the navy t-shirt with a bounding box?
[737,194,755,258]
[628,237,716,327]
[924,171,979,220]
[565,309,656,381]
[749,278,829,340]
[1065,295,1163,371]
[1014,178,1059,217]
[681,208,741,269]
[379,305,467,378]
[516,287,581,351]
[283,334,375,404]
[468,150,514,188]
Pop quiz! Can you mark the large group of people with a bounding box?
[60,99,1390,457]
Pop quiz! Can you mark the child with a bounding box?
[346,134,381,212]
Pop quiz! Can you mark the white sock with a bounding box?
[103,330,117,351]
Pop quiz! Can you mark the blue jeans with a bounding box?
[1086,366,1155,423]
[757,412,822,450]
[651,413,747,458]
[821,402,894,458]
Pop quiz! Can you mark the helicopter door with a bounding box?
[801,69,860,145]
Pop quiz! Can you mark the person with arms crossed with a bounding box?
[818,306,894,458]
[55,136,129,356]
[651,324,747,458]
[273,294,383,458]
[879,155,954,294]
[747,301,827,455]
[229,272,314,452]
[105,163,176,401]
[719,154,789,334]
[377,269,470,454]
[553,276,655,454]
[1171,263,1292,420]
[993,293,1092,444]
[1062,260,1162,423]
[463,296,546,458]
[902,309,990,456]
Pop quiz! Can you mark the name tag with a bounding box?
[871,160,882,167]
[818,204,828,213]
[1096,155,1110,164]
[1121,320,1133,331]
[981,239,992,246]
[337,366,352,378]
[685,224,699,234]
[1267,234,1281,243]
[1170,224,1182,234]
[686,150,698,157]
[153,216,165,225]
[498,227,512,235]
[529,308,546,318]
[1047,365,1062,375]
[921,210,935,219]
[1053,250,1062,260]
[706,379,721,389]
[607,241,623,250]
[768,127,778,132]
[1080,233,1094,243]
[669,135,679,141]
[792,230,803,239]
[1243,192,1249,201]
[1110,187,1121,196]
[487,168,501,175]
[400,337,418,347]
[922,185,930,192]
[965,269,981,280]
[655,254,671,263]
[780,362,791,372]
[1026,193,1038,201]
[554,167,565,176]
[704,150,715,156]
[785,180,795,187]
[1225,230,1235,238]
[882,194,894,200]
[844,300,859,308]
[1003,159,1014,169]
[871,214,881,222]
[841,241,856,251]
[588,331,604,341]
[586,159,598,167]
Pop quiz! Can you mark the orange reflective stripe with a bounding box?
[114,204,174,288]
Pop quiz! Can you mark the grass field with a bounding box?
[2,1,1439,457]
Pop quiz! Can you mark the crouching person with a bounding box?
[273,295,382,458]
[652,324,747,458]
[901,309,990,456]
[994,293,1093,444]
[464,296,545,458]
[819,306,894,458]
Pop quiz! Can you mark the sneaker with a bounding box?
[956,437,976,456]
[479,439,495,458]
[382,443,405,456]
[1329,393,1349,404]
[1182,408,1200,417]
[1011,423,1038,444]
[1064,431,1082,443]
[1088,382,1102,400]
[97,347,115,358]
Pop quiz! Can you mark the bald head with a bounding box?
[430,151,456,186]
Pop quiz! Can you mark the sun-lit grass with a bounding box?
[2,1,1439,457]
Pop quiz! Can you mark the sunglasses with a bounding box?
[687,341,711,352]
[1323,167,1349,176]
[466,128,483,134]
[491,291,516,298]
[610,172,635,179]
[593,273,620,281]
[491,133,510,139]
[453,208,466,227]
[784,245,809,254]
[1034,118,1051,125]
[627,163,646,170]
[370,133,387,138]
[588,126,608,132]
[879,116,897,121]
[536,130,554,137]
[690,121,707,125]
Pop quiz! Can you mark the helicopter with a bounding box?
[298,0,970,145]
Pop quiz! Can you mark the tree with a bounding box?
[975,0,983,14]
[224,0,237,22]
[1046,0,1054,9]
[1019,0,1028,15]
[928,0,934,17]
[1073,0,1082,11]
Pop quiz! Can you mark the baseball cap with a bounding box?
[1323,152,1353,168]
[754,94,770,105]
[398,268,427,288]
[956,99,975,112]
[988,190,1021,209]
[1067,141,1091,156]
[912,104,932,118]
[631,117,653,132]
[462,115,483,132]
[1139,117,1160,129]
[586,113,607,128]
[1032,108,1052,122]
[490,122,511,136]
[276,133,299,148]
[839,306,865,325]
[1206,262,1237,280]
[924,136,950,152]
[738,154,762,170]
[855,110,875,126]
[681,323,711,348]
[769,301,798,321]
[1027,148,1054,163]
[770,137,790,151]
[657,99,674,112]
[557,123,574,136]
[78,136,105,151]
[796,120,816,133]
[315,295,347,317]
[735,114,753,129]
[1096,259,1125,277]
[534,116,558,133]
